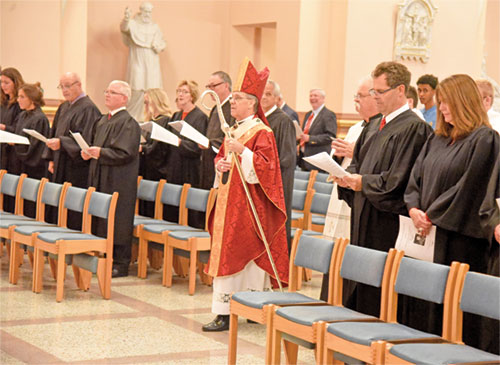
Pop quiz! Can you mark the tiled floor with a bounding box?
[0,249,322,364]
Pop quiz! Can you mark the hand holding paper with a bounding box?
[302,152,348,178]
[0,130,29,145]
[70,131,97,159]
[168,120,209,148]
[141,121,179,146]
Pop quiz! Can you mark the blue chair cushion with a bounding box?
[0,219,47,228]
[232,291,323,309]
[143,224,199,234]
[326,321,439,347]
[276,305,375,327]
[291,211,303,220]
[311,215,325,225]
[14,225,79,235]
[389,343,500,365]
[133,216,177,227]
[36,232,103,244]
[168,230,210,240]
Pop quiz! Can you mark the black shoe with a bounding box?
[247,319,258,324]
[202,315,230,332]
[112,266,129,278]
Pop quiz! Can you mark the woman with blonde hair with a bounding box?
[165,80,207,225]
[140,88,172,181]
[404,74,499,351]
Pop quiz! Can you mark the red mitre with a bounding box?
[233,57,270,125]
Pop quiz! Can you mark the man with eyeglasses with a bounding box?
[203,60,289,332]
[43,72,101,229]
[199,71,234,190]
[82,80,141,278]
[334,61,432,317]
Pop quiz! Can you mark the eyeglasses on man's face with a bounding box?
[57,81,79,90]
[353,93,371,100]
[369,84,401,97]
[205,82,224,90]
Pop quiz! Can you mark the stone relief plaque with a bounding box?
[394,0,437,63]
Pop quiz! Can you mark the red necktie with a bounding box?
[300,113,314,147]
[379,117,386,131]
[108,113,112,120]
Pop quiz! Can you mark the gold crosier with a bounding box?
[200,89,284,292]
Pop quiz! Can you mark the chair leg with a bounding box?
[8,240,19,284]
[228,313,238,365]
[55,249,66,302]
[104,255,113,299]
[48,257,57,280]
[163,245,174,287]
[271,327,282,365]
[137,235,148,278]
[188,244,197,295]
[149,248,163,270]
[283,339,299,364]
[265,305,275,365]
[315,322,326,365]
[27,250,34,268]
[73,266,91,291]
[33,247,45,293]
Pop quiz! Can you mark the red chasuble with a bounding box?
[206,118,289,287]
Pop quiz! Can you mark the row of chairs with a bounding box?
[132,177,217,295]
[228,229,500,364]
[0,170,118,302]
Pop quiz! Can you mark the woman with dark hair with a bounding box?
[404,74,499,352]
[1,67,25,173]
[165,80,207,226]
[13,83,50,179]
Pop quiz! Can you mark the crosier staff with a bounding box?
[201,89,284,291]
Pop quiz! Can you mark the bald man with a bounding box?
[44,72,101,229]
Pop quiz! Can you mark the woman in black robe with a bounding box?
[13,83,50,217]
[404,74,499,352]
[165,80,208,226]
[0,67,24,212]
[139,88,172,217]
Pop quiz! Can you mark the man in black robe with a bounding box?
[44,72,101,229]
[199,71,233,190]
[82,80,140,278]
[336,61,433,317]
[261,80,296,251]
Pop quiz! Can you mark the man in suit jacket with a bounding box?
[278,94,299,123]
[299,88,337,170]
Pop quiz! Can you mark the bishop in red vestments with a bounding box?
[202,59,289,332]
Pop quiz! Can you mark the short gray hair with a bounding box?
[267,80,281,97]
[310,88,326,97]
[212,71,232,91]
[109,80,131,101]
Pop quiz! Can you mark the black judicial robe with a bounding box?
[267,107,297,251]
[165,106,207,226]
[338,109,433,317]
[199,100,232,190]
[13,107,49,179]
[88,110,140,264]
[403,126,499,350]
[45,96,101,187]
[1,101,22,171]
[140,115,170,181]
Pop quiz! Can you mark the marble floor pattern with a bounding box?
[0,249,322,364]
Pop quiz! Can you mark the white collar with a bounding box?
[221,94,231,106]
[235,114,255,125]
[312,104,325,115]
[109,106,127,116]
[264,104,278,117]
[384,103,409,123]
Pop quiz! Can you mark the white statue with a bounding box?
[394,0,437,63]
[120,2,166,120]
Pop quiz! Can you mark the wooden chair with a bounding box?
[323,257,464,365]
[380,270,500,365]
[140,187,216,294]
[33,190,118,302]
[0,172,25,257]
[294,169,317,190]
[270,245,400,365]
[131,177,165,268]
[306,191,331,233]
[228,230,349,364]
[290,188,314,230]
[9,181,70,285]
[136,182,191,279]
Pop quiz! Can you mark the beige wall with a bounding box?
[1,0,498,117]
